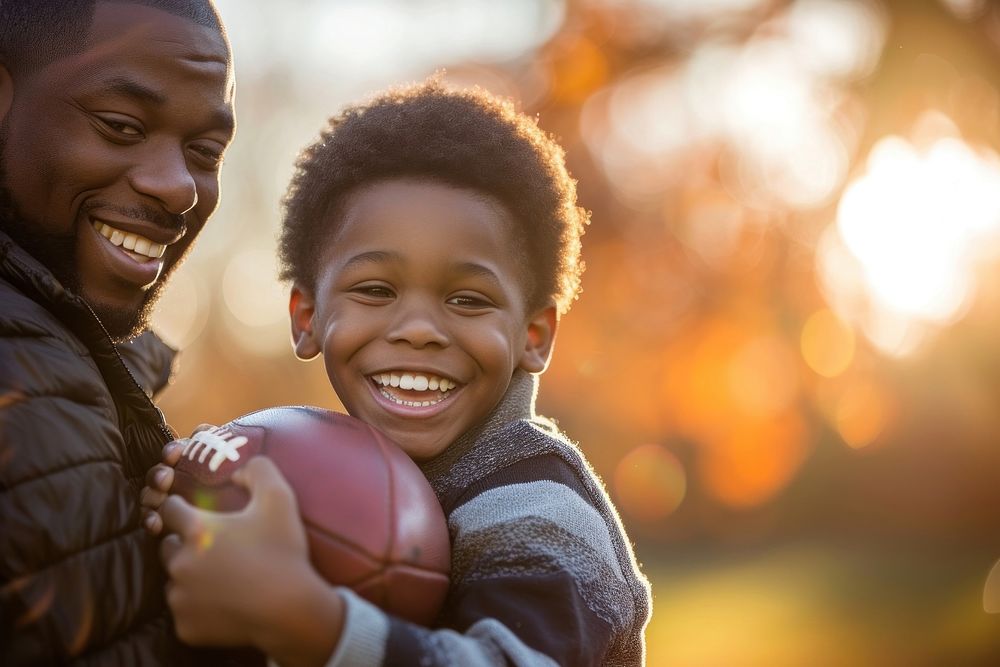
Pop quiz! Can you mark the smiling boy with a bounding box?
[0,1,235,664]
[148,81,651,666]
[289,178,554,461]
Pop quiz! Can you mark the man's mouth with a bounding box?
[370,371,458,407]
[92,220,167,262]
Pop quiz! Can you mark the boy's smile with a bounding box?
[290,178,556,461]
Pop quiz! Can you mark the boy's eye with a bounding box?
[447,294,494,309]
[352,285,395,300]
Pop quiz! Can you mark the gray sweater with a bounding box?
[324,371,652,666]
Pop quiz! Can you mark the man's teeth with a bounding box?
[92,221,165,259]
[373,372,456,407]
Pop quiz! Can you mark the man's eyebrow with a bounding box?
[97,76,235,135]
[100,76,167,105]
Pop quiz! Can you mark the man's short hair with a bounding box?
[279,79,588,315]
[0,0,224,78]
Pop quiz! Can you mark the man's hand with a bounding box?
[141,424,214,535]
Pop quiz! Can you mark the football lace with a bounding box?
[180,426,249,473]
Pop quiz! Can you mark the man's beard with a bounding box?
[0,125,164,342]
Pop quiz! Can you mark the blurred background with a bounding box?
[153,0,1000,663]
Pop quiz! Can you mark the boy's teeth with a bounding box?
[378,391,448,408]
[92,220,166,259]
[374,372,455,392]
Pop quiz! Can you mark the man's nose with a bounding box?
[129,144,198,216]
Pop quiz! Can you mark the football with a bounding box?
[170,406,450,626]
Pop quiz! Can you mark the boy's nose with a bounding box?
[385,302,450,349]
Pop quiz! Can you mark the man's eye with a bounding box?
[109,122,141,136]
[93,114,144,139]
[190,144,225,169]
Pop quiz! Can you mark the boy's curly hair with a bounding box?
[278,79,587,315]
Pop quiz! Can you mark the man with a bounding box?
[0,1,235,663]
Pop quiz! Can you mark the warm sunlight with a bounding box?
[820,113,1000,355]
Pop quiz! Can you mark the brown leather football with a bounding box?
[170,406,450,626]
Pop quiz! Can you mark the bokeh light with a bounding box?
[728,334,799,418]
[824,376,897,450]
[220,245,291,355]
[801,309,856,378]
[700,412,809,508]
[820,113,1000,355]
[150,267,210,349]
[983,558,1000,613]
[613,444,687,522]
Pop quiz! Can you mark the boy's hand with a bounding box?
[159,457,343,663]
[141,424,215,535]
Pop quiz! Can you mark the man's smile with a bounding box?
[92,220,168,262]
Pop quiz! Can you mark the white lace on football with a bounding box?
[180,426,249,473]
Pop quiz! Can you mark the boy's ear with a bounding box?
[0,64,13,123]
[289,284,321,360]
[518,305,558,374]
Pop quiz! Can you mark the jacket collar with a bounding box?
[0,228,176,396]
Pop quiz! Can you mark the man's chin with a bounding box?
[85,285,163,342]
[86,299,144,342]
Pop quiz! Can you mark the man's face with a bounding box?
[289,179,556,462]
[0,2,235,339]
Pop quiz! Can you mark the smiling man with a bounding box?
[0,1,235,663]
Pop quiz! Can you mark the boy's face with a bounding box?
[290,178,556,461]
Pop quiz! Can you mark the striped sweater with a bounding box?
[324,372,652,666]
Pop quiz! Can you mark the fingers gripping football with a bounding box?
[159,458,312,646]
[141,425,215,535]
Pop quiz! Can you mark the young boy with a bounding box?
[143,80,651,666]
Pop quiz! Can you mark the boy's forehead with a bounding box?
[323,178,536,295]
[333,179,515,249]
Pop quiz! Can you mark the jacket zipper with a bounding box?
[81,300,175,443]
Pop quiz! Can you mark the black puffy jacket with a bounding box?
[0,229,185,664]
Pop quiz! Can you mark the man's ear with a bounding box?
[0,64,13,123]
[289,284,321,360]
[518,305,558,374]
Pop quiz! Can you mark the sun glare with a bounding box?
[820,114,1000,355]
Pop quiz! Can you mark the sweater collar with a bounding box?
[419,368,538,482]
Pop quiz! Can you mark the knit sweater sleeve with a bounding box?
[323,453,643,667]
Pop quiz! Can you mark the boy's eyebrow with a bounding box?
[452,261,502,285]
[341,250,396,271]
[342,252,503,284]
